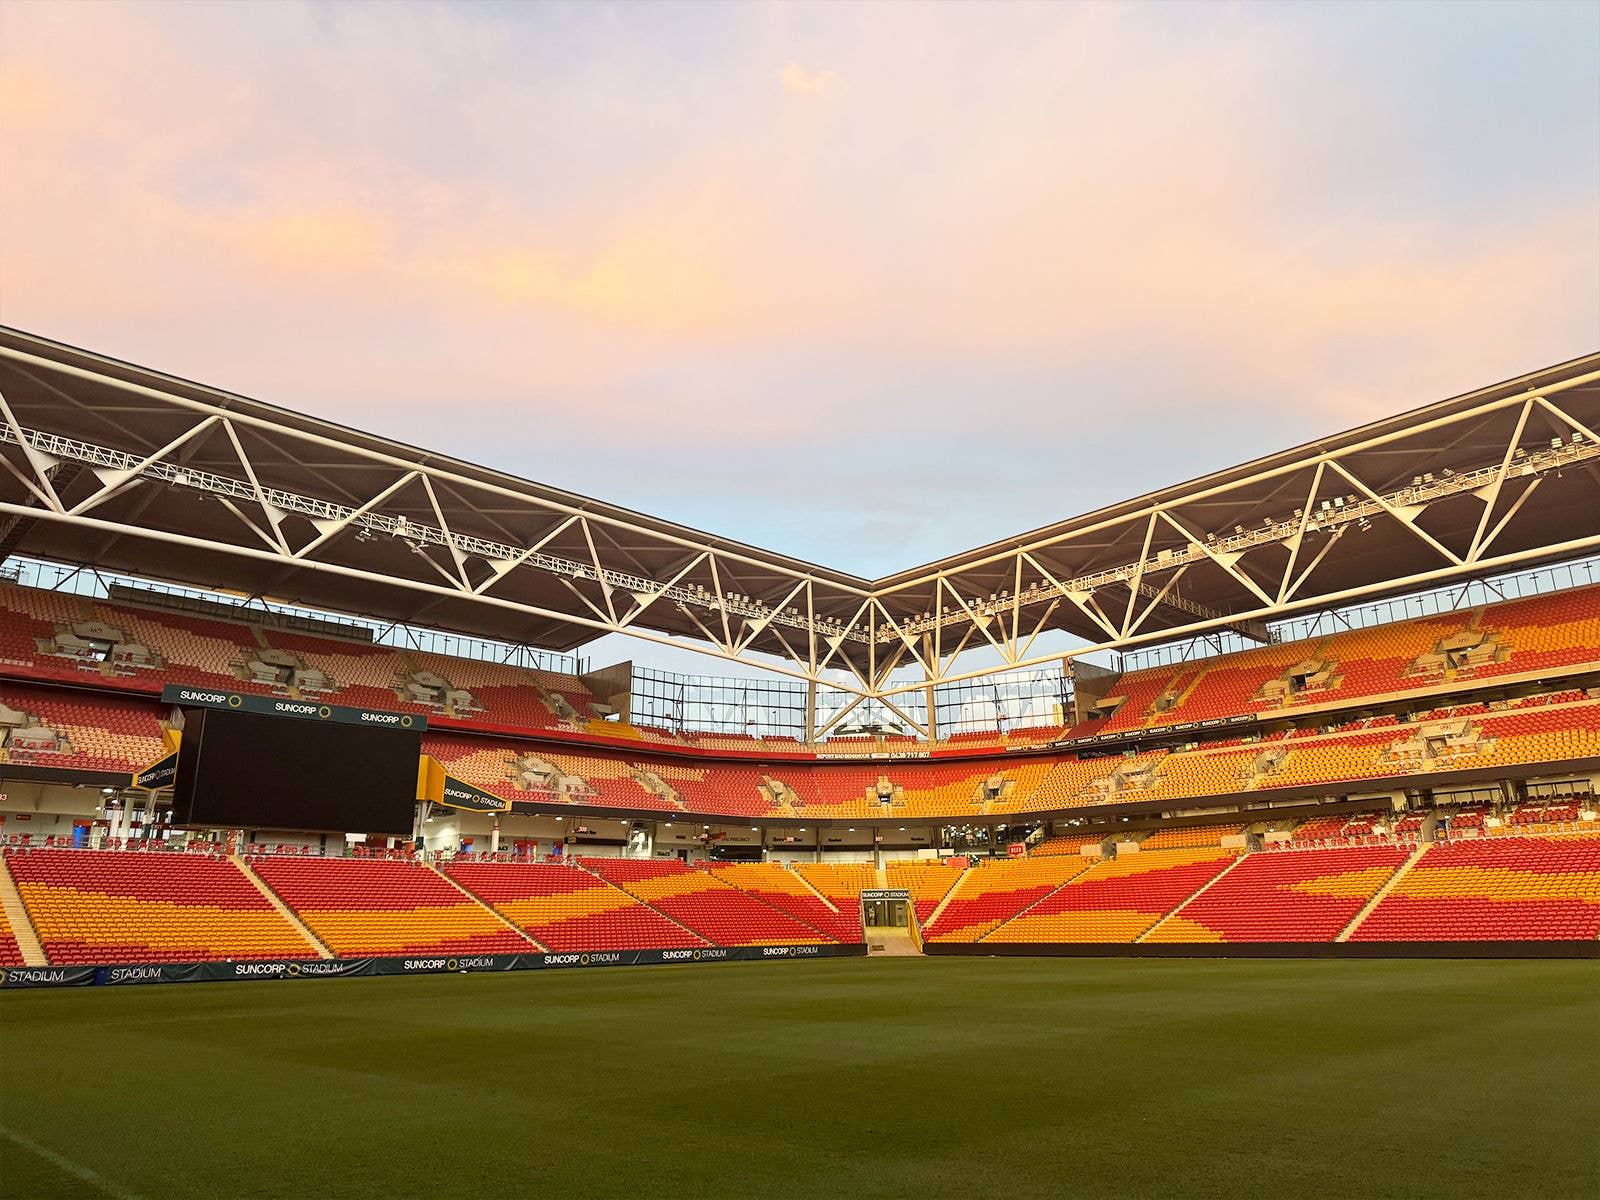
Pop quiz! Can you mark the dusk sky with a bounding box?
[2,1,1597,673]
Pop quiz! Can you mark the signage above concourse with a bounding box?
[160,686,426,732]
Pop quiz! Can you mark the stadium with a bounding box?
[3,5,1599,1200]
[1,330,1598,1196]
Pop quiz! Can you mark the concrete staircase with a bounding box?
[0,856,49,966]
[865,927,920,956]
[576,861,711,945]
[922,869,972,931]
[1336,843,1429,942]
[230,856,336,960]
[1135,852,1248,942]
[426,863,546,951]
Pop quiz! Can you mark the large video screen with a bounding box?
[171,707,421,835]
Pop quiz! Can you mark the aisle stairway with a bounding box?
[231,856,334,959]
[0,856,49,966]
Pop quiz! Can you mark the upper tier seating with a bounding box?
[7,849,314,964]
[441,861,705,951]
[581,859,832,945]
[0,683,167,773]
[703,863,860,941]
[922,856,1096,942]
[1349,837,1600,941]
[1470,589,1600,678]
[1147,845,1409,942]
[978,848,1240,944]
[249,857,532,957]
[1139,822,1246,850]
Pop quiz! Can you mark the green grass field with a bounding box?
[2,957,1597,1199]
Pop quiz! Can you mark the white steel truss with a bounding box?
[0,340,1597,711]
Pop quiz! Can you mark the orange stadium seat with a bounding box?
[1147,845,1409,942]
[7,848,316,963]
[442,860,705,951]
[581,859,833,945]
[249,856,531,958]
[979,848,1239,944]
[1350,837,1600,940]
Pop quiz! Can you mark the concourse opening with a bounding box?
[862,895,908,930]
[860,888,920,956]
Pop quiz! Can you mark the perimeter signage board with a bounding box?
[161,686,426,731]
[0,943,869,988]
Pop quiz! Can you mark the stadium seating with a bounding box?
[1471,589,1600,678]
[250,857,531,957]
[1147,845,1409,942]
[1349,837,1600,941]
[978,848,1239,944]
[442,860,705,951]
[704,862,860,941]
[1139,822,1246,850]
[7,848,315,963]
[794,861,879,921]
[581,859,832,945]
[883,859,964,924]
[0,683,167,773]
[923,856,1096,942]
[0,901,28,967]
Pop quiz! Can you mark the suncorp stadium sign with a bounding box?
[162,686,425,730]
[0,944,869,990]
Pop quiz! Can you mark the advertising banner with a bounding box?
[0,965,98,989]
[4,943,869,989]
[438,775,510,813]
[161,685,427,732]
[132,751,179,790]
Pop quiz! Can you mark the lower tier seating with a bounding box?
[979,848,1240,944]
[923,856,1096,942]
[581,859,833,945]
[442,861,705,951]
[883,860,964,925]
[250,857,532,957]
[793,862,878,921]
[704,863,860,941]
[0,901,27,967]
[6,849,314,963]
[1349,837,1600,941]
[1147,845,1410,942]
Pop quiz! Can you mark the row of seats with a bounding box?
[973,848,1240,944]
[6,834,1597,963]
[579,859,833,946]
[1351,837,1600,941]
[248,857,531,958]
[442,860,705,951]
[6,849,314,963]
[5,580,1597,755]
[9,675,1596,826]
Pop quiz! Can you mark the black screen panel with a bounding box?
[171,707,420,835]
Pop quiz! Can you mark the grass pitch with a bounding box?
[2,957,1597,1199]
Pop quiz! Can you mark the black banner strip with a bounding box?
[160,685,426,731]
[0,944,869,990]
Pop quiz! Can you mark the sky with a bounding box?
[2,0,1598,675]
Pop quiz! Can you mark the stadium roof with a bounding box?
[1,327,1597,712]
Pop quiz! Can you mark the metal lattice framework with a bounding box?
[1,328,1597,738]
